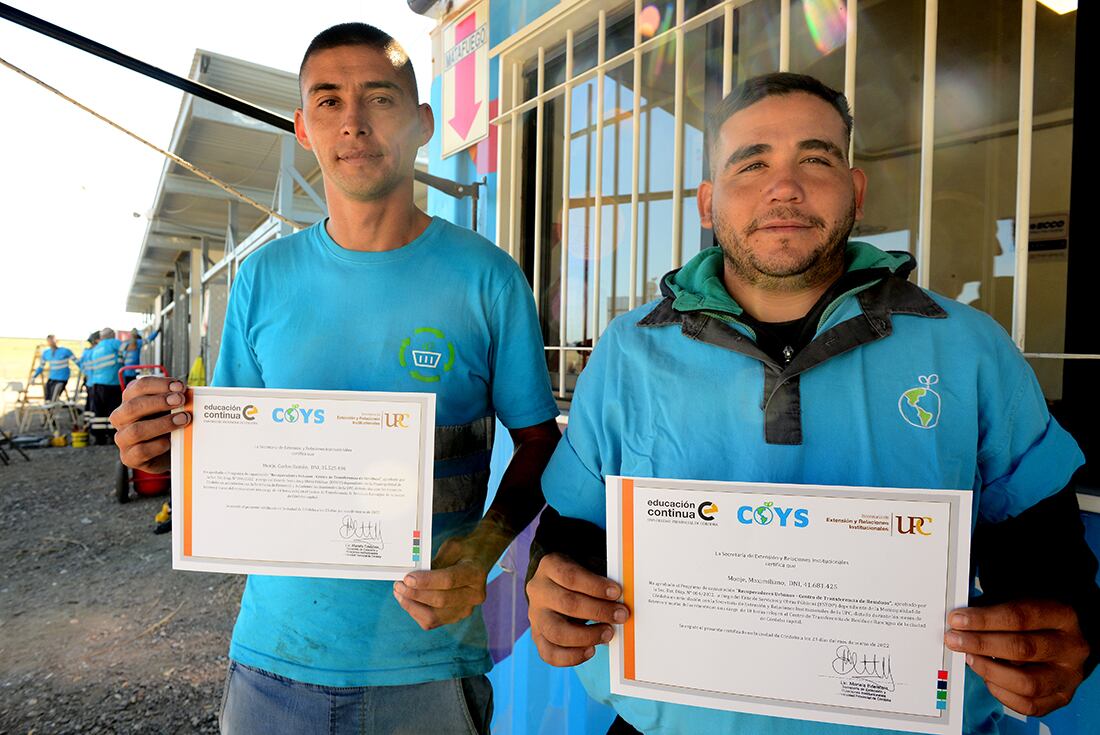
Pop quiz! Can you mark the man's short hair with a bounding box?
[706,72,853,169]
[87,331,99,343]
[299,23,418,104]
[100,328,115,339]
[46,334,55,340]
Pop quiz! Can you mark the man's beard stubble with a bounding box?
[714,201,857,293]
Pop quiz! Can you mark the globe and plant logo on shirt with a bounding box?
[398,326,456,383]
[898,374,941,429]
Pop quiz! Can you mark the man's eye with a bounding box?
[804,156,832,166]
[738,161,765,173]
[372,96,393,106]
[318,99,338,108]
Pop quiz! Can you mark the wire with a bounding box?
[0,54,303,231]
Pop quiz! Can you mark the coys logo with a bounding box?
[271,403,326,425]
[736,500,810,528]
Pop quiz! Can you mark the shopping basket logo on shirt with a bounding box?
[897,374,941,429]
[398,326,456,383]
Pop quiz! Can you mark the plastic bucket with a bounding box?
[71,431,89,448]
[133,469,170,497]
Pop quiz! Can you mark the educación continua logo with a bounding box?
[399,327,456,383]
[898,374,941,429]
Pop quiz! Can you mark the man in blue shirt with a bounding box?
[526,73,1096,734]
[33,334,76,402]
[85,328,124,444]
[109,23,560,734]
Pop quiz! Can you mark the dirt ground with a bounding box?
[0,444,245,735]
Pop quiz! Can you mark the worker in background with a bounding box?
[84,328,124,444]
[77,331,100,412]
[122,325,159,382]
[33,334,76,402]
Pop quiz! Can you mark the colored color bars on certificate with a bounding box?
[936,670,948,710]
[412,530,421,562]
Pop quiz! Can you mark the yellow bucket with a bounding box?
[71,431,89,448]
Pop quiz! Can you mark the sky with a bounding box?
[0,0,436,340]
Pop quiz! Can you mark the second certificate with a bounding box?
[606,477,972,735]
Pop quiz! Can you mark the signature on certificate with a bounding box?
[339,516,385,547]
[831,645,895,691]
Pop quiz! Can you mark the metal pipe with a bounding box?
[916,0,938,289]
[1012,0,1037,351]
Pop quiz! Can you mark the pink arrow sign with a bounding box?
[449,13,482,140]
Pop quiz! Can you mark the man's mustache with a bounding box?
[745,208,827,235]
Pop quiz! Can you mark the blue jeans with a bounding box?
[219,661,493,735]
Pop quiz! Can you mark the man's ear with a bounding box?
[417,103,435,148]
[851,167,868,222]
[698,179,714,230]
[294,108,313,151]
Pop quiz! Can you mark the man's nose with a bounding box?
[341,105,372,136]
[765,166,806,203]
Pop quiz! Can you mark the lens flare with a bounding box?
[639,5,662,38]
[803,0,847,55]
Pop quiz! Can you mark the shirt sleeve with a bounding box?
[541,329,625,529]
[211,266,265,389]
[487,266,559,429]
[976,336,1085,523]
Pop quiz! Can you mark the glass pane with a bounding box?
[928,0,1021,332]
[637,2,676,43]
[565,78,598,347]
[597,62,635,333]
[573,7,635,79]
[681,18,724,263]
[1023,7,1075,360]
[851,0,925,256]
[637,36,678,305]
[541,97,566,347]
[736,0,782,79]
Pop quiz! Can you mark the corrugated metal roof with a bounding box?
[125,49,325,312]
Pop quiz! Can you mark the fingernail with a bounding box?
[945,632,962,648]
[403,575,417,589]
[965,654,974,666]
[166,393,183,406]
[170,381,184,392]
[172,413,189,426]
[600,628,613,643]
[951,612,969,627]
[606,586,621,599]
[613,608,627,623]
[584,647,595,659]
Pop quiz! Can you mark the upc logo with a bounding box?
[384,412,410,429]
[896,515,933,536]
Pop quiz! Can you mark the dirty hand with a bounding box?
[393,534,499,630]
[527,552,628,667]
[110,377,190,474]
[945,599,1089,716]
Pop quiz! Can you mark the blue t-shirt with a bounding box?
[35,347,75,382]
[213,216,558,686]
[542,285,1084,735]
[83,339,123,386]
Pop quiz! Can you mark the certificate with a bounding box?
[606,476,972,735]
[170,386,435,580]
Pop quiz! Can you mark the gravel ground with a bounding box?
[0,444,245,734]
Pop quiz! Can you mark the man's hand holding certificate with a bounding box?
[170,386,435,580]
[605,477,973,735]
